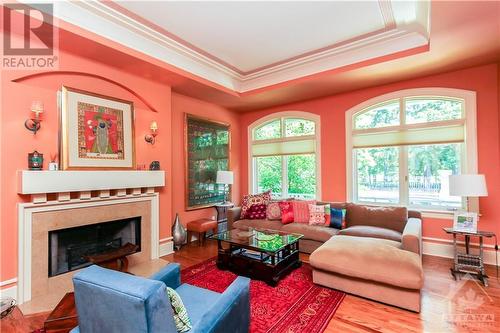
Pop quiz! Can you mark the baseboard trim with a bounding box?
[159,240,174,257]
[423,239,498,266]
[0,285,17,300]
[0,278,17,287]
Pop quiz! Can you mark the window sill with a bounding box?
[420,210,454,220]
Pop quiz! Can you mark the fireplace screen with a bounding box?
[48,216,141,277]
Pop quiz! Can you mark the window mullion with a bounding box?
[352,150,358,202]
[399,146,409,207]
[282,156,288,198]
[399,97,405,126]
[253,157,258,194]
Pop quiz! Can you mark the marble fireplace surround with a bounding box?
[16,171,166,305]
[18,195,159,304]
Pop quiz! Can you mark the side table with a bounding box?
[210,203,234,235]
[443,227,495,286]
[44,292,77,333]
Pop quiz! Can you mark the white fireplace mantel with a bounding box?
[18,170,165,194]
[15,169,169,304]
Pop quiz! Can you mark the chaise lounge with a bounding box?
[229,202,424,311]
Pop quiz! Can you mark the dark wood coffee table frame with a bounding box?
[215,238,301,286]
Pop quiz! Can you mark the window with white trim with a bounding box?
[249,112,321,199]
[346,88,478,212]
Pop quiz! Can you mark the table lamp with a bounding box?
[216,170,234,204]
[449,174,488,212]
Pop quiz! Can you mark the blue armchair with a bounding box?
[70,263,250,333]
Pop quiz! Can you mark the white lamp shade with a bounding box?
[216,171,234,185]
[449,174,488,197]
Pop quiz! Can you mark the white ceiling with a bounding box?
[116,1,387,73]
[28,0,430,93]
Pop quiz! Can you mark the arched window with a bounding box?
[249,111,321,199]
[346,88,478,213]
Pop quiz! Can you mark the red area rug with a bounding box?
[181,258,345,333]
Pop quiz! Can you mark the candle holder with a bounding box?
[145,121,158,145]
[25,101,44,135]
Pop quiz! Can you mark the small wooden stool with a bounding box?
[187,218,218,246]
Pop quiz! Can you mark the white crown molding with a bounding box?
[25,0,430,94]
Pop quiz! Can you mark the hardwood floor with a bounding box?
[165,240,500,333]
[3,240,498,332]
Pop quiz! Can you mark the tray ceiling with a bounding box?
[115,1,389,74]
[29,0,430,93]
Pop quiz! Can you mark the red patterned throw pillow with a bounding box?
[247,204,267,220]
[266,202,282,220]
[241,191,271,218]
[279,201,294,224]
[292,200,316,223]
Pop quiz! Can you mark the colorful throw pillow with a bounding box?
[330,208,346,229]
[266,202,282,220]
[323,204,331,226]
[292,200,316,223]
[241,191,271,218]
[308,204,325,225]
[247,204,267,220]
[166,287,192,333]
[279,201,294,224]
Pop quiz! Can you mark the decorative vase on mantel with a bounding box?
[172,214,187,251]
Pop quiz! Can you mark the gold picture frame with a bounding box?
[184,113,231,210]
[59,86,136,170]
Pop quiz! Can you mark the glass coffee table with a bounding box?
[210,228,303,286]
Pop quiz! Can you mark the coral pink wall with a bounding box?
[239,64,500,244]
[171,93,241,225]
[0,52,173,282]
[0,11,242,285]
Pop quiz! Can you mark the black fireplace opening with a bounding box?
[48,216,141,277]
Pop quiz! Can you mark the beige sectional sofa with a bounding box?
[227,202,422,255]
[227,201,424,312]
[228,202,346,253]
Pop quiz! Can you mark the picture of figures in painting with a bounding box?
[78,102,124,160]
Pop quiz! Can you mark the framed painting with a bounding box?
[453,211,478,233]
[185,114,230,210]
[59,86,135,170]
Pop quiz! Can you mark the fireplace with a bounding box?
[48,216,141,277]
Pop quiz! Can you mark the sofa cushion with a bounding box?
[266,202,282,220]
[166,287,192,332]
[345,203,408,233]
[310,235,423,289]
[233,219,284,231]
[308,204,326,225]
[281,223,339,242]
[337,225,402,242]
[330,208,345,229]
[292,200,315,223]
[279,201,294,224]
[241,191,272,219]
[175,283,221,328]
[247,204,267,220]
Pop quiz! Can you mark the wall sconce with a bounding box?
[25,101,44,135]
[145,121,158,145]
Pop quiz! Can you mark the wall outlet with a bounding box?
[211,215,216,220]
